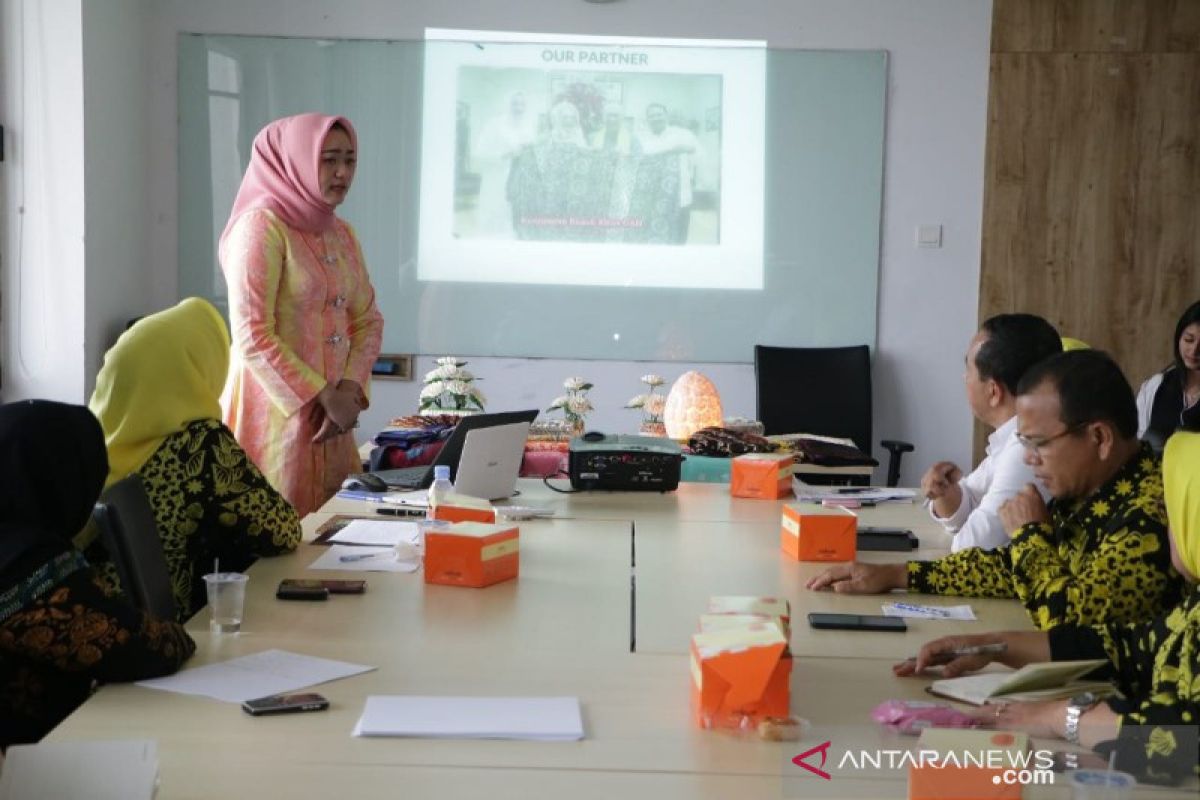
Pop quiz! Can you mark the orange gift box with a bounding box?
[730,453,794,500]
[780,504,857,561]
[909,728,1029,800]
[689,626,791,729]
[428,492,497,524]
[424,521,519,588]
[706,596,791,639]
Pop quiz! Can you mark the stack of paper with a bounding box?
[0,740,158,800]
[136,649,375,703]
[353,696,584,741]
[328,519,421,547]
[791,480,917,503]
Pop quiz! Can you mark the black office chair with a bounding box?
[91,474,177,620]
[754,344,914,487]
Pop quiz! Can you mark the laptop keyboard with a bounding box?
[371,466,429,489]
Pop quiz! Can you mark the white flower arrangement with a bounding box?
[546,376,594,429]
[624,373,667,423]
[419,357,486,414]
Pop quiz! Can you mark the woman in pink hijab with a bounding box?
[220,113,384,516]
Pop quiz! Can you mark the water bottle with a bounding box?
[427,465,453,520]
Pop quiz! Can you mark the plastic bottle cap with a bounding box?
[433,465,451,480]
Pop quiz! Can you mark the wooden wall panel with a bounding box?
[992,0,1056,52]
[993,0,1200,54]
[1054,0,1148,52]
[1143,0,1200,52]
[979,2,1200,459]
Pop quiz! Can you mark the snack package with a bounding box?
[870,700,982,735]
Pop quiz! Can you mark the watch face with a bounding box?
[1070,691,1099,707]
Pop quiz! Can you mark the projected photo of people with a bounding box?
[454,66,722,245]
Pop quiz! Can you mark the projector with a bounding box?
[568,433,683,491]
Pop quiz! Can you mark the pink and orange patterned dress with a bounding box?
[221,208,384,516]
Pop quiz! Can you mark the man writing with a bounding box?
[923,313,1062,551]
[807,350,1182,629]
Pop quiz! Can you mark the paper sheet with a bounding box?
[882,602,976,621]
[328,519,421,547]
[792,480,918,503]
[353,696,584,741]
[308,545,420,573]
[136,649,375,703]
[0,740,158,800]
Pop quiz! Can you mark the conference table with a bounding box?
[49,481,1192,798]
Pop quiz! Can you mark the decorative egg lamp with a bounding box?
[663,371,723,440]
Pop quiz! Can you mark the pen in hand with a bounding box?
[904,642,1008,665]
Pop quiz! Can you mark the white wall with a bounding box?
[0,0,87,403]
[4,0,992,486]
[82,0,150,395]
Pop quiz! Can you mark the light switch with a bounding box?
[916,224,942,248]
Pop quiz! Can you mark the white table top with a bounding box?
[46,484,1194,799]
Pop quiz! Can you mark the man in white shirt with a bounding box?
[638,103,701,243]
[922,314,1063,551]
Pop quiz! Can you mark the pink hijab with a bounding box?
[220,113,357,247]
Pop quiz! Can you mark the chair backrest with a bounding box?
[91,474,176,620]
[754,344,873,454]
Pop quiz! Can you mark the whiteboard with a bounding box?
[178,34,886,362]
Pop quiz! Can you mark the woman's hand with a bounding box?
[316,382,362,433]
[338,379,369,411]
[892,630,1051,677]
[974,699,1065,739]
[893,633,1008,678]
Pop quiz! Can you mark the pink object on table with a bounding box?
[521,449,568,478]
[870,700,982,735]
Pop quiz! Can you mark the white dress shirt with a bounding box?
[1135,371,1164,439]
[931,415,1050,552]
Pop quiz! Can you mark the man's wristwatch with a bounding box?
[1064,691,1100,745]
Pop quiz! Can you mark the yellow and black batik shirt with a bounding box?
[1049,588,1200,785]
[907,444,1183,629]
[84,419,301,622]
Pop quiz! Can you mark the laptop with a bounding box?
[451,422,532,500]
[370,409,539,490]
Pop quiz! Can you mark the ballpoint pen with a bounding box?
[903,642,1008,664]
[339,551,388,563]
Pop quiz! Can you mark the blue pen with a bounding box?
[339,552,386,563]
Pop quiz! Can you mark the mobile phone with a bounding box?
[279,578,367,595]
[275,581,329,601]
[241,692,330,716]
[807,612,908,632]
[857,527,918,552]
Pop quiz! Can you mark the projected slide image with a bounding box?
[454,66,722,246]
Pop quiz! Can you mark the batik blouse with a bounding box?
[907,445,1182,629]
[0,554,194,747]
[85,419,300,622]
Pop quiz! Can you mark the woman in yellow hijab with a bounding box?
[87,298,301,621]
[896,426,1199,785]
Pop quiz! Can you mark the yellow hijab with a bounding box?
[1164,431,1200,579]
[89,297,230,487]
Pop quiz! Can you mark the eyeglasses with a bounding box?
[1015,423,1089,453]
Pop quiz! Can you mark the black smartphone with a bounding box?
[857,527,918,552]
[279,578,367,595]
[807,612,908,632]
[241,692,330,716]
[275,581,329,601]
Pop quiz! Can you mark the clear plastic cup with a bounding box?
[203,572,248,633]
[1069,769,1136,800]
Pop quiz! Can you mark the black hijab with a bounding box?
[0,400,108,584]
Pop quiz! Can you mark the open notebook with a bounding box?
[927,659,1111,705]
